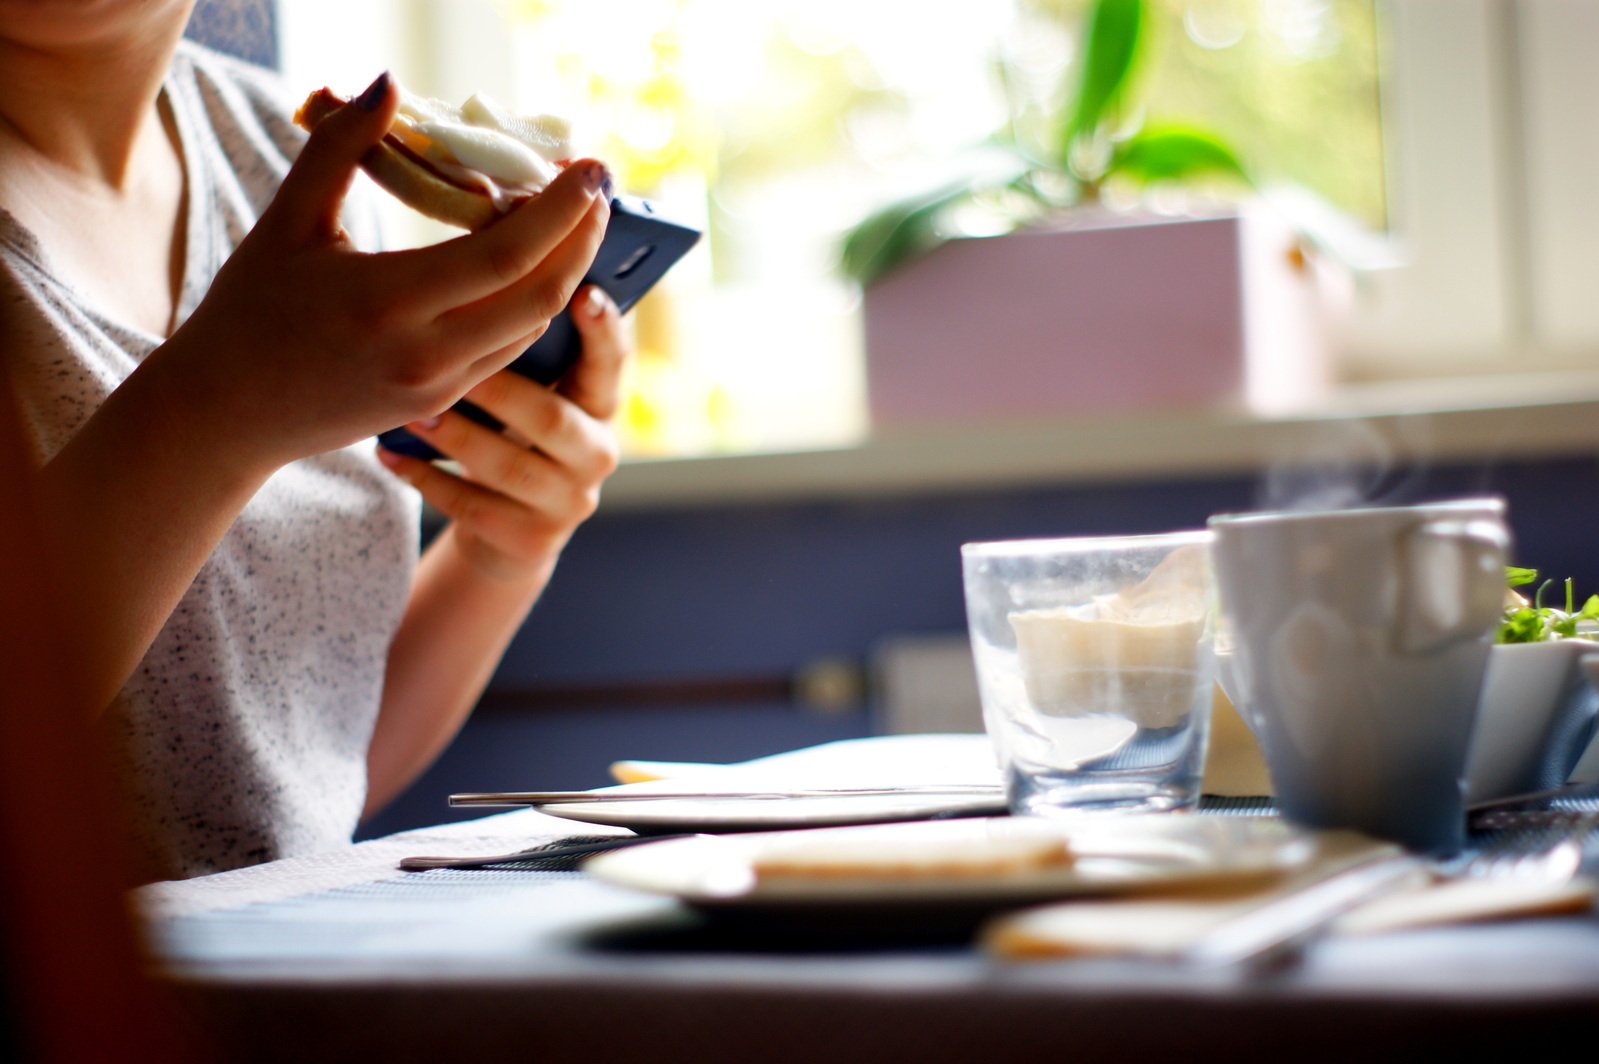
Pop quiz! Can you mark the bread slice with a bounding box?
[751,819,1076,883]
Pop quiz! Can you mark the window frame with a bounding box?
[1342,0,1599,378]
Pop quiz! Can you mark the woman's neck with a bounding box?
[0,8,189,188]
[0,4,195,338]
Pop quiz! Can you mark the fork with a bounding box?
[397,833,698,872]
[1454,810,1598,883]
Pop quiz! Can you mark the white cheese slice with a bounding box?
[459,93,572,164]
[392,87,573,207]
[413,120,557,189]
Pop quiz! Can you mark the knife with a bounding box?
[447,784,1007,807]
[1181,851,1427,970]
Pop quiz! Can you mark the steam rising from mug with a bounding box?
[1254,418,1432,513]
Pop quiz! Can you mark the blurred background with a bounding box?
[189,1,1599,833]
[273,0,1599,459]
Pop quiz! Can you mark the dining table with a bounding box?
[138,739,1599,1064]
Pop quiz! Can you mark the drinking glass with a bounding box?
[962,531,1216,817]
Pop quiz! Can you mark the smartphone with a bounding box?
[378,195,702,461]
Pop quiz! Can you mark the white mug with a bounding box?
[1208,498,1509,853]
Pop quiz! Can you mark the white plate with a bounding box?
[585,815,1314,909]
[534,787,1009,834]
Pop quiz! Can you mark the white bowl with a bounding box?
[1465,640,1599,804]
[1567,656,1599,785]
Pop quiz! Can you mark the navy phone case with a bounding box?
[378,195,701,461]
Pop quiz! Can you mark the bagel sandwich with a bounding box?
[294,82,575,231]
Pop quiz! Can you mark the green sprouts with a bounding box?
[1497,567,1599,644]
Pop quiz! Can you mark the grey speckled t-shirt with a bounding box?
[1,42,420,879]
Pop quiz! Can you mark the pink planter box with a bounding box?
[862,209,1329,430]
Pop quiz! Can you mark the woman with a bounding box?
[0,1,627,879]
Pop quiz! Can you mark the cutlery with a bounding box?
[1185,820,1595,971]
[446,784,1006,807]
[398,833,703,872]
[1466,779,1599,814]
[1181,850,1428,970]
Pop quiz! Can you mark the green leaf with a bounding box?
[1505,566,1540,588]
[1495,571,1599,642]
[839,183,972,287]
[1108,125,1252,187]
[1497,606,1546,644]
[839,151,1032,286]
[1060,0,1146,165]
[1578,595,1599,622]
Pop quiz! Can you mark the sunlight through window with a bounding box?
[279,0,1383,458]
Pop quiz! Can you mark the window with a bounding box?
[1348,0,1599,375]
[276,0,1598,459]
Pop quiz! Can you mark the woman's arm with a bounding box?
[363,286,628,815]
[31,77,611,713]
[32,347,279,714]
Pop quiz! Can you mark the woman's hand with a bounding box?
[147,73,611,477]
[375,284,629,584]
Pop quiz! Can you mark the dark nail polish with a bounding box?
[582,161,614,200]
[357,71,391,111]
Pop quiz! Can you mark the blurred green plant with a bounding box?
[839,0,1251,287]
[1498,568,1599,644]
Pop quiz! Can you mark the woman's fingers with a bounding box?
[324,175,608,412]
[387,160,612,318]
[377,427,598,562]
[557,286,627,421]
[402,390,617,494]
[429,192,611,359]
[269,72,399,243]
[376,449,565,573]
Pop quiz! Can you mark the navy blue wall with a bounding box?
[184,0,278,68]
[361,454,1599,837]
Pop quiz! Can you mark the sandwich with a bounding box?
[294,82,575,231]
